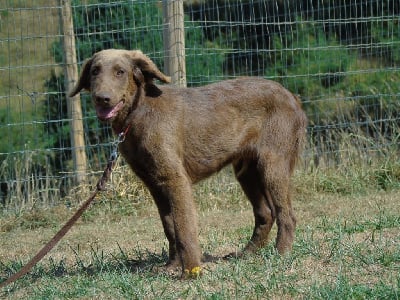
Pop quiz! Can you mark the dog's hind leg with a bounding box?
[258,152,297,254]
[232,159,276,255]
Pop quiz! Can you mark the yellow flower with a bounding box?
[191,266,202,276]
[184,266,202,278]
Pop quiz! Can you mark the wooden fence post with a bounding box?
[163,0,186,87]
[59,0,87,184]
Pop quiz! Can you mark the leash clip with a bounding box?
[110,132,125,162]
[118,131,127,143]
[109,149,118,162]
[110,124,131,162]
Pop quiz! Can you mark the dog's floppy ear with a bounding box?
[69,57,93,97]
[127,50,171,84]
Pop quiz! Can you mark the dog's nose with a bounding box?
[95,92,111,104]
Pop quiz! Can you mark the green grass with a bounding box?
[0,166,399,299]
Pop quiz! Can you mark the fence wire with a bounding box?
[0,0,399,209]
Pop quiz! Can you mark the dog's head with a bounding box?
[69,49,170,123]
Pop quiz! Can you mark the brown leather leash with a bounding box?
[0,130,128,290]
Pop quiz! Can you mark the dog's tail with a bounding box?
[290,94,308,174]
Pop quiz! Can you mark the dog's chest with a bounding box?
[118,139,154,177]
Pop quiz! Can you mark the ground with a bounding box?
[0,169,399,299]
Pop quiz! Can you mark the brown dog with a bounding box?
[69,49,307,277]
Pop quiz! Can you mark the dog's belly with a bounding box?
[182,120,261,183]
[183,153,233,183]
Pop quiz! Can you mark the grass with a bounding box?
[0,165,399,299]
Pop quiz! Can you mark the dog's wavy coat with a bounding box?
[70,49,307,277]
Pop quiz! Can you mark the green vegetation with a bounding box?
[0,0,59,156]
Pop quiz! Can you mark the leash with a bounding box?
[0,130,128,290]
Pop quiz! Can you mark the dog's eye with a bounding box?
[91,67,100,76]
[116,69,125,76]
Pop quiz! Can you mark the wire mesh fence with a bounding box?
[0,0,399,210]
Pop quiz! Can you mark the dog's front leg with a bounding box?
[151,192,179,268]
[163,175,202,277]
[136,179,179,271]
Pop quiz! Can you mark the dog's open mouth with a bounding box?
[96,100,124,121]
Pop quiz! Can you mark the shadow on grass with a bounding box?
[0,245,171,291]
[1,246,247,292]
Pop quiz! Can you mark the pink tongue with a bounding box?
[96,101,124,120]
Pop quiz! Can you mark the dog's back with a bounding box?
[153,77,307,182]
